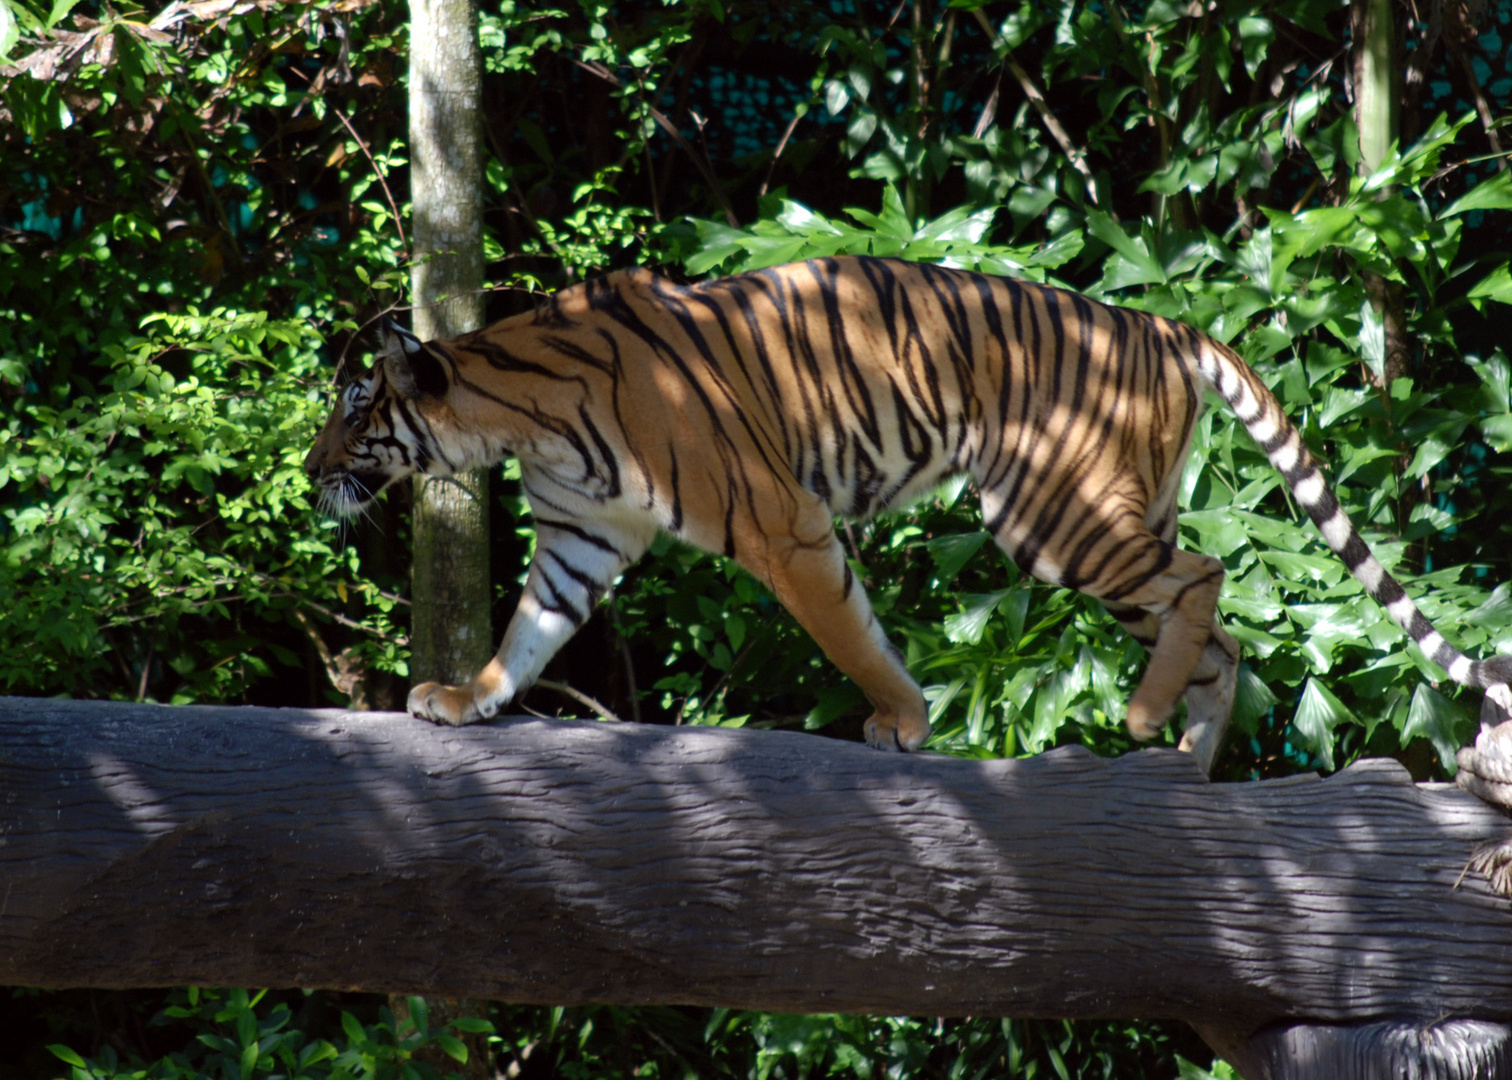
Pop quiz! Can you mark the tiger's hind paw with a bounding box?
[408,681,492,726]
[863,712,930,752]
[1177,718,1226,776]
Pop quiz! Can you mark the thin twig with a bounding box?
[135,642,154,703]
[972,65,1002,139]
[605,588,642,725]
[760,109,805,198]
[970,10,1103,211]
[842,520,866,569]
[571,57,739,227]
[287,65,410,256]
[1289,177,1321,215]
[292,607,347,697]
[1455,49,1508,173]
[517,700,555,720]
[534,678,626,723]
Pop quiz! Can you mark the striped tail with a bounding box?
[1195,339,1512,704]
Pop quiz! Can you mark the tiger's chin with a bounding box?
[315,471,406,520]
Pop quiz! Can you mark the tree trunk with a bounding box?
[407,0,491,688]
[1350,0,1410,386]
[3,697,1512,1078]
[1352,0,1397,178]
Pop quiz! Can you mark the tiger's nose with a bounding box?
[304,448,322,481]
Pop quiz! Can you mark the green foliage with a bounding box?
[36,988,492,1080]
[0,0,411,702]
[0,306,407,698]
[18,988,1214,1080]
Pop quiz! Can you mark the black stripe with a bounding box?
[577,404,622,499]
[1254,423,1289,456]
[545,549,602,599]
[1375,575,1406,607]
[1281,460,1314,489]
[1303,486,1339,525]
[668,450,684,533]
[1338,532,1373,571]
[534,517,623,557]
[1103,541,1175,602]
[536,574,586,625]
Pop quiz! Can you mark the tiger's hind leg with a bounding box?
[1104,603,1237,773]
[1176,624,1238,774]
[986,506,1225,755]
[1097,543,1226,748]
[739,500,929,752]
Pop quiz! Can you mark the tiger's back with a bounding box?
[306,256,1512,768]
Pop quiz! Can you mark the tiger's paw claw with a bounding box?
[863,714,930,753]
[407,681,484,726]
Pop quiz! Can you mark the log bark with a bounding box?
[3,697,1512,1078]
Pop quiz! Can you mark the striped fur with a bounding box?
[305,256,1512,770]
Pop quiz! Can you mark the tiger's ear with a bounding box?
[379,316,449,399]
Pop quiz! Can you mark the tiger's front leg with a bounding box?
[741,502,930,752]
[408,515,652,726]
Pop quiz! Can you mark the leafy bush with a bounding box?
[32,988,489,1080]
[17,987,1222,1080]
[1,0,411,704]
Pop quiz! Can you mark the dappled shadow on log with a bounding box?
[2,696,1512,1043]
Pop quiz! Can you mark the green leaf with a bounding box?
[0,2,18,62]
[1231,665,1278,735]
[1237,16,1274,78]
[944,589,1012,645]
[1087,212,1165,287]
[47,0,84,30]
[1402,683,1469,775]
[48,1045,89,1068]
[1480,414,1512,452]
[1441,170,1512,216]
[1467,264,1512,308]
[775,200,844,235]
[435,1033,469,1064]
[1293,678,1354,771]
[1029,230,1083,267]
[926,530,989,583]
[1357,299,1385,381]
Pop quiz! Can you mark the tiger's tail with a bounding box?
[1195,338,1512,703]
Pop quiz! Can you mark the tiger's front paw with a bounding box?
[408,681,492,726]
[863,712,930,752]
[1123,699,1170,742]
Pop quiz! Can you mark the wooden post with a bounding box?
[407,0,491,689]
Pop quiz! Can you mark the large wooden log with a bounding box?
[3,696,1512,1079]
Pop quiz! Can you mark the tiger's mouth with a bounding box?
[313,468,398,519]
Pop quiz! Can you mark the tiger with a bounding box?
[305,255,1512,772]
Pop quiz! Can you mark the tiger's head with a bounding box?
[304,318,454,518]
